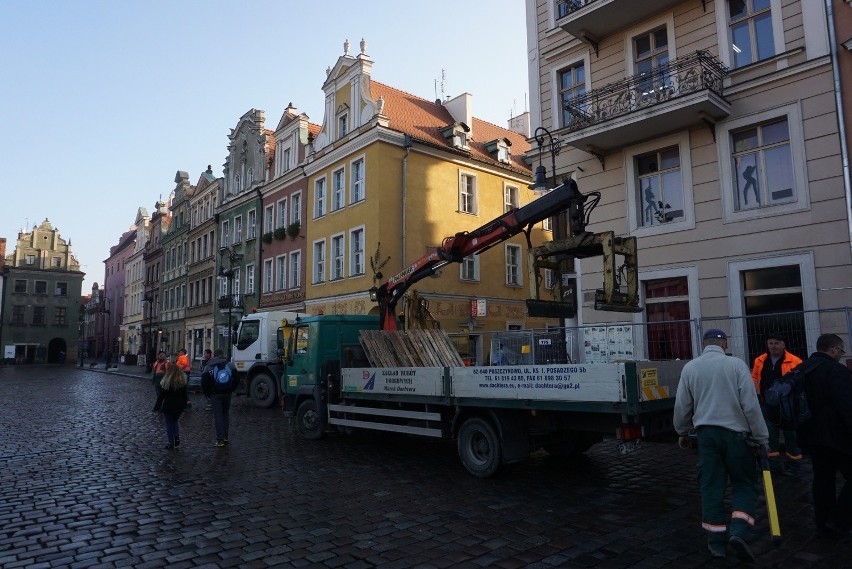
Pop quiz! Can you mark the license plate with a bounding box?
[618,439,641,455]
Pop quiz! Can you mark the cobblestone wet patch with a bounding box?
[0,365,850,568]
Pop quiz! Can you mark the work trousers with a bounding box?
[696,426,759,545]
[210,392,232,442]
[762,403,801,460]
[809,445,852,530]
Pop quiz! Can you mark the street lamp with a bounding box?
[218,245,242,359]
[531,127,562,195]
[141,292,154,373]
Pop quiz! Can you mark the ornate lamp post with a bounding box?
[218,245,242,359]
[141,292,154,373]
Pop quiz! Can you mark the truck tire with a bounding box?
[457,417,502,478]
[296,399,325,440]
[249,372,277,408]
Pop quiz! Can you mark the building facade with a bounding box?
[527,0,851,363]
[104,226,136,359]
[2,219,84,364]
[160,171,191,356]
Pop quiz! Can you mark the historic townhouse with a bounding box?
[121,208,150,360]
[527,0,850,363]
[103,227,135,358]
[143,200,169,359]
[159,171,191,356]
[2,220,84,364]
[258,103,317,313]
[216,109,273,352]
[185,167,219,364]
[303,40,555,364]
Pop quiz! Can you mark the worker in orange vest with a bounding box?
[175,348,193,410]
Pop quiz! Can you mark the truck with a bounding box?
[280,178,685,477]
[231,309,305,407]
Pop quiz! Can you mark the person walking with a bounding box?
[674,329,769,562]
[795,333,852,537]
[751,332,803,474]
[175,348,193,410]
[153,365,189,449]
[150,351,169,409]
[201,348,237,447]
[201,348,213,411]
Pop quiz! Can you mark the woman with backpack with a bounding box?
[201,348,237,447]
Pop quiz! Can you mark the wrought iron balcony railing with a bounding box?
[561,50,728,134]
[218,294,244,310]
[557,0,599,18]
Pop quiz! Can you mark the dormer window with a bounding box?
[486,138,513,165]
[441,122,471,151]
[336,104,349,139]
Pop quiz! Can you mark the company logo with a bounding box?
[363,370,375,390]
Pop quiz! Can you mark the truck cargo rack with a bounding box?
[327,403,443,437]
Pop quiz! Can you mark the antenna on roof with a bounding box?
[433,68,446,103]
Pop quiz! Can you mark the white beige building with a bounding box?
[526,0,851,364]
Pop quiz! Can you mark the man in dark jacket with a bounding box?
[796,333,852,537]
[201,348,237,448]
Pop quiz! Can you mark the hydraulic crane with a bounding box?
[373,178,642,331]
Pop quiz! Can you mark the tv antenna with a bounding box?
[434,69,446,101]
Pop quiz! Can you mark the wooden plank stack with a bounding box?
[359,329,466,367]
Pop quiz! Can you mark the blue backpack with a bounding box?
[213,363,233,391]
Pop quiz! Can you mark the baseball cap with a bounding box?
[766,332,786,343]
[702,328,727,341]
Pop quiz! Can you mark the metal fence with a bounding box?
[448,308,852,367]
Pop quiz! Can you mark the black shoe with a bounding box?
[214,440,226,447]
[164,443,175,449]
[174,437,180,447]
[707,543,726,558]
[223,438,229,445]
[729,536,755,563]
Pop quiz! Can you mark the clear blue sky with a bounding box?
[0,0,530,292]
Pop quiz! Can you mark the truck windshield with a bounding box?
[236,320,260,350]
[292,325,309,354]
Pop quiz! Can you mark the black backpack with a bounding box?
[763,366,812,430]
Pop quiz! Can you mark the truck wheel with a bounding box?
[457,417,502,478]
[296,400,325,440]
[249,372,277,408]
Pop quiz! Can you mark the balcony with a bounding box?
[217,294,245,311]
[556,0,685,44]
[560,51,730,153]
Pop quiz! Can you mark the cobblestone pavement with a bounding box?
[0,365,850,568]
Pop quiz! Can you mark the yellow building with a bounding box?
[302,40,560,363]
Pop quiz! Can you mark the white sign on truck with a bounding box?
[452,364,626,402]
[342,367,445,396]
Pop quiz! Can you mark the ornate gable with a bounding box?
[222,109,269,198]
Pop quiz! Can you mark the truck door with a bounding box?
[286,323,314,396]
[233,319,261,374]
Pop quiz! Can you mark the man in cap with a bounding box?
[674,328,769,562]
[751,332,803,474]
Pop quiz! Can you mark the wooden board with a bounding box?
[359,329,465,368]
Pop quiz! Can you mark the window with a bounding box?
[232,268,241,296]
[338,114,348,138]
[504,185,519,213]
[332,168,345,211]
[636,146,684,227]
[313,240,326,284]
[542,216,552,231]
[633,27,670,98]
[234,216,243,242]
[221,220,230,247]
[351,158,365,203]
[264,205,274,234]
[505,245,522,286]
[459,172,477,214]
[32,307,45,325]
[313,178,326,218]
[289,251,302,289]
[26,254,35,265]
[460,255,480,281]
[246,264,255,294]
[233,174,241,194]
[644,277,693,360]
[263,259,273,293]
[247,210,257,240]
[276,255,287,290]
[54,307,66,325]
[626,132,695,236]
[350,227,365,276]
[277,199,287,227]
[34,281,47,295]
[281,147,291,173]
[728,0,774,68]
[331,234,345,280]
[291,192,302,224]
[55,282,68,296]
[13,280,26,293]
[12,306,25,324]
[731,118,793,211]
[560,62,586,127]
[51,257,61,268]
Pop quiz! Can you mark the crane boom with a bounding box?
[376,179,588,330]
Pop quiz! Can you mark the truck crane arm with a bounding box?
[376,179,588,330]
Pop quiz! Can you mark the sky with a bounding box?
[0,0,531,292]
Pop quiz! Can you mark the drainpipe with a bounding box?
[826,0,852,255]
[401,135,413,266]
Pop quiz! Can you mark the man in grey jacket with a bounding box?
[674,329,769,562]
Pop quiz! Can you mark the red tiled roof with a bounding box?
[369,81,530,174]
